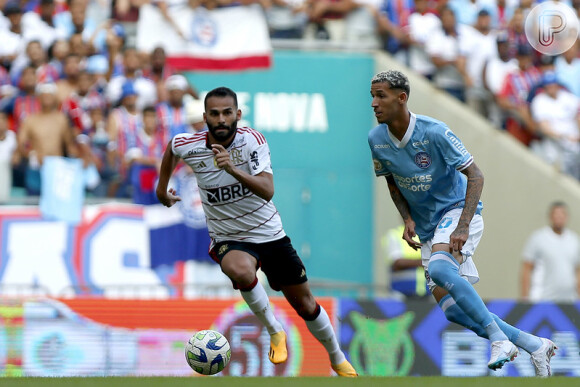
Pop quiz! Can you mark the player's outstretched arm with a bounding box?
[156,141,182,207]
[385,175,421,250]
[212,144,274,201]
[450,162,484,252]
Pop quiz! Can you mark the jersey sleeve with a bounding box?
[246,130,273,176]
[433,125,473,171]
[171,133,189,158]
[368,133,391,177]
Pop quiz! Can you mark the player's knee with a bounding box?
[291,295,318,320]
[221,260,255,288]
[428,253,458,286]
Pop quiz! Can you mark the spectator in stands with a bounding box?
[343,0,380,47]
[17,82,76,195]
[86,53,109,94]
[11,40,59,85]
[426,6,467,101]
[530,71,580,179]
[106,47,157,111]
[126,105,165,204]
[482,32,518,127]
[156,74,188,140]
[111,0,144,47]
[184,96,206,132]
[521,201,580,302]
[382,223,429,298]
[505,7,527,59]
[143,46,180,102]
[486,0,515,30]
[554,41,580,98]
[47,39,71,78]
[375,0,413,59]
[458,9,497,118]
[56,53,82,103]
[305,0,359,41]
[449,0,478,27]
[106,81,141,197]
[263,0,309,39]
[404,0,440,80]
[21,0,66,49]
[0,2,24,68]
[0,111,17,201]
[1,66,40,131]
[61,70,107,134]
[496,43,541,146]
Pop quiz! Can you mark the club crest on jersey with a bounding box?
[414,152,431,169]
[219,244,229,255]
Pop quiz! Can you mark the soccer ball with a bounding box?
[185,329,231,375]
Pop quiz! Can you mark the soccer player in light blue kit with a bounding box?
[368,70,557,376]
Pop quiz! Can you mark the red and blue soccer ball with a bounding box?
[185,329,232,375]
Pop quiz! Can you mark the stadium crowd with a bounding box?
[1,0,580,205]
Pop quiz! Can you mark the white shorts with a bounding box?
[421,208,484,292]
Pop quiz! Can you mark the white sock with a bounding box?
[305,306,345,365]
[240,280,283,335]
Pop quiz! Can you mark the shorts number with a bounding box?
[438,217,452,229]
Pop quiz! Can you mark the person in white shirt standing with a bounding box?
[530,71,580,180]
[156,86,357,377]
[521,202,580,303]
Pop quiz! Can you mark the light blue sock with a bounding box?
[438,291,541,352]
[439,294,487,337]
[428,252,508,342]
[439,295,541,353]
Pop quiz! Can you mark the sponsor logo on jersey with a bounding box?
[413,140,430,147]
[374,144,391,149]
[392,173,432,192]
[444,129,469,156]
[188,149,208,156]
[414,152,431,169]
[250,151,259,171]
[373,159,382,171]
[206,184,252,203]
[194,161,207,169]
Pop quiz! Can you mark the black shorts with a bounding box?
[209,236,308,291]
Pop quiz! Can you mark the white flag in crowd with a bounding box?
[136,4,272,71]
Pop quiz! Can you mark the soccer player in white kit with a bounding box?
[368,70,556,376]
[156,87,357,377]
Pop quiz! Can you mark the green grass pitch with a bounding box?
[0,377,576,387]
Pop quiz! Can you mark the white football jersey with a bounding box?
[172,128,286,243]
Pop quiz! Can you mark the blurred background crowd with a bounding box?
[1,0,580,205]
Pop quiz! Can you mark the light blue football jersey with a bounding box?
[368,113,483,242]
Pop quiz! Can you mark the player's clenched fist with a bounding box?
[212,144,235,174]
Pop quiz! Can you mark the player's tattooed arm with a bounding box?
[450,162,484,252]
[386,175,422,250]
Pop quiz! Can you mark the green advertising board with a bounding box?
[185,50,375,285]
